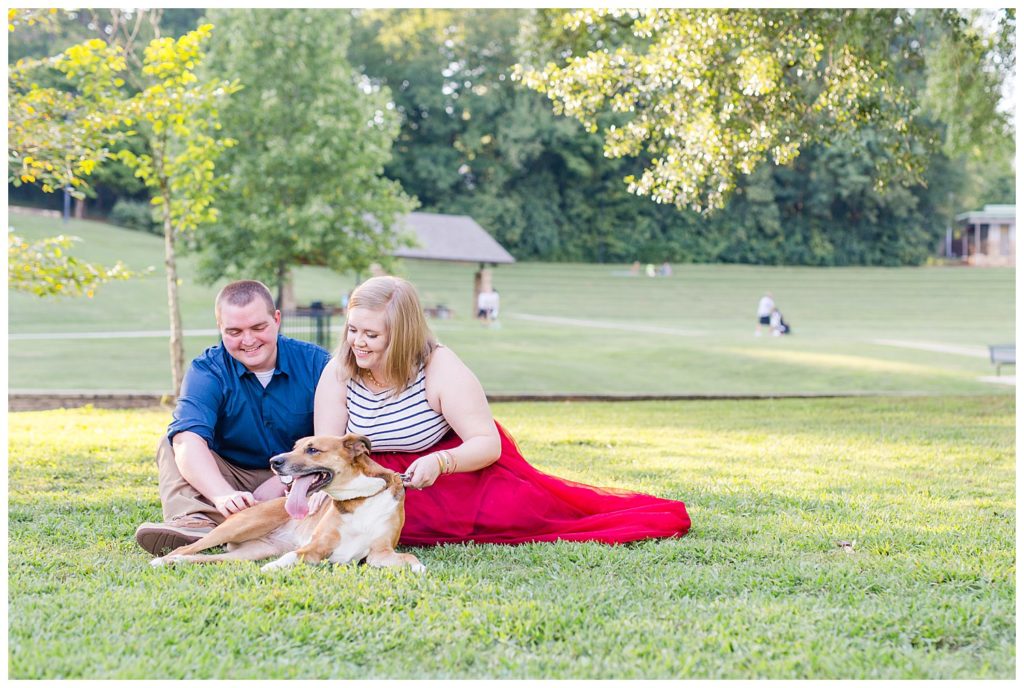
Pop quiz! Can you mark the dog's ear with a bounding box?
[343,434,371,457]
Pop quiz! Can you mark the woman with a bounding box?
[314,276,690,545]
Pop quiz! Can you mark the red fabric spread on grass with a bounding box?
[369,421,691,546]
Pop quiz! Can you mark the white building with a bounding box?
[947,204,1016,266]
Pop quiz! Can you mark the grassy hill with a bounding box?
[8,207,1015,394]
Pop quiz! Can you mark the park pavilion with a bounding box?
[945,204,1016,267]
[389,211,515,313]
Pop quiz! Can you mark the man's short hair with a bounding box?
[215,280,277,321]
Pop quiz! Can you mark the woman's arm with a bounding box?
[313,357,350,435]
[405,347,501,489]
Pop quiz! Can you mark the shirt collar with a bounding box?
[226,335,289,379]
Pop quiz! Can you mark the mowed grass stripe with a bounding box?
[8,209,1014,394]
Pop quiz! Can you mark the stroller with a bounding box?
[770,309,791,335]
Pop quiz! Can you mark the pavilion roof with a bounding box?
[390,212,515,264]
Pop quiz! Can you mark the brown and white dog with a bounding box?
[150,434,424,573]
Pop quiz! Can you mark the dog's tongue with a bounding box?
[285,474,317,520]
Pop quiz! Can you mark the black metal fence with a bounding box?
[281,303,344,351]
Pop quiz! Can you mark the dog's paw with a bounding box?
[149,557,166,568]
[410,562,426,574]
[261,551,299,572]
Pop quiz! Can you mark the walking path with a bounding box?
[9,325,331,340]
[11,315,704,340]
[510,313,704,336]
[872,338,1014,386]
[9,329,219,340]
[871,339,990,358]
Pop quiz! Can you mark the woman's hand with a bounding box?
[306,490,330,515]
[402,453,444,489]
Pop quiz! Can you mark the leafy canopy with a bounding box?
[111,24,240,236]
[515,8,1009,213]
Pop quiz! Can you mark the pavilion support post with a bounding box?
[473,265,493,317]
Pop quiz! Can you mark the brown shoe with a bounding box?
[134,514,216,556]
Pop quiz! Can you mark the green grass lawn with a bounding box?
[8,208,1015,395]
[7,397,1015,679]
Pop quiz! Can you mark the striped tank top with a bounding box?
[345,365,451,452]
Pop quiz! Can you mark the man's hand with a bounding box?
[212,490,257,516]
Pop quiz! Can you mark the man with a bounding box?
[755,292,775,337]
[476,288,499,323]
[134,280,331,556]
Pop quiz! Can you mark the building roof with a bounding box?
[955,204,1017,224]
[390,212,515,264]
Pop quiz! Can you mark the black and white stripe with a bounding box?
[346,368,451,452]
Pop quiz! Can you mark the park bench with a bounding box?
[988,344,1015,375]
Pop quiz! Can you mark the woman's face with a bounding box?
[346,307,390,371]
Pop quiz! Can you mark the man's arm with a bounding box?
[172,430,256,516]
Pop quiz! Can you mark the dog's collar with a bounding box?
[329,474,398,502]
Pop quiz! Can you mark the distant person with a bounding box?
[630,260,641,276]
[476,288,500,324]
[645,263,656,277]
[770,308,791,336]
[134,280,331,556]
[340,290,351,314]
[314,275,690,544]
[658,261,673,277]
[756,292,775,336]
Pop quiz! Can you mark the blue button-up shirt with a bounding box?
[167,335,332,469]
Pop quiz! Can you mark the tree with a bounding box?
[114,25,240,394]
[7,9,206,213]
[7,9,137,297]
[9,16,240,395]
[515,8,1014,213]
[196,9,414,306]
[350,9,660,262]
[348,8,1011,267]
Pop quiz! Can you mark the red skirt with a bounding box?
[370,422,691,546]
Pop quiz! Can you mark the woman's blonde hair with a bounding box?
[337,276,437,395]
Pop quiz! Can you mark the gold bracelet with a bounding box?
[448,451,458,474]
[435,453,445,475]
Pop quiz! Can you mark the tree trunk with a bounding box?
[161,193,185,396]
[277,261,297,311]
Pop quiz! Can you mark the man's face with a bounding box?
[218,299,281,373]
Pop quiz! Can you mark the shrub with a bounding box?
[109,199,160,234]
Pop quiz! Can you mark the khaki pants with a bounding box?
[155,436,275,525]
